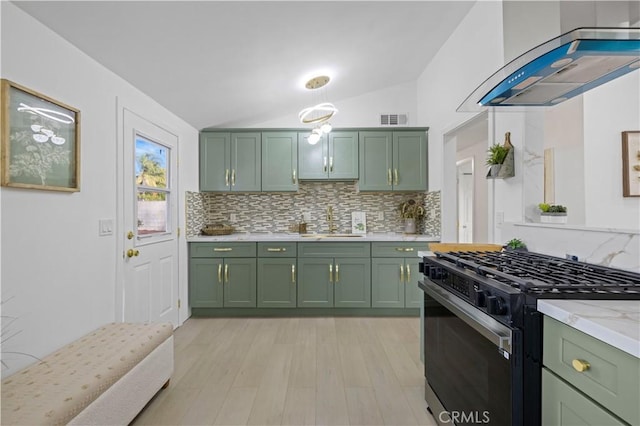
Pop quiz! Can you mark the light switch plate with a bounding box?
[377,211,384,221]
[495,211,504,225]
[99,219,113,236]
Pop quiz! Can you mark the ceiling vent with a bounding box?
[380,113,408,126]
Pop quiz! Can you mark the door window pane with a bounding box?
[136,137,168,188]
[135,135,171,238]
[137,191,168,235]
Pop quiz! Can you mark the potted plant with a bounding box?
[504,238,527,251]
[538,203,568,224]
[486,143,509,177]
[398,199,425,234]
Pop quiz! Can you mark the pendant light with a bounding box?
[298,75,337,144]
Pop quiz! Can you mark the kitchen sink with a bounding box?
[300,233,364,238]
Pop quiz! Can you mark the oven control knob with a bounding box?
[473,289,487,307]
[487,295,506,315]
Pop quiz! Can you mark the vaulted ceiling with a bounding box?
[13,1,476,129]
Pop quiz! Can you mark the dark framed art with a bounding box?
[622,131,640,197]
[1,79,80,192]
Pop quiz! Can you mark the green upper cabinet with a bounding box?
[262,131,298,191]
[298,131,358,180]
[359,130,428,191]
[200,131,261,192]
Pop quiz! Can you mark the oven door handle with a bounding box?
[423,280,512,354]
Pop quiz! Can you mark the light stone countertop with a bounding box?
[187,233,441,243]
[538,300,640,358]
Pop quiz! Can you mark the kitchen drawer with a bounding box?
[543,316,639,425]
[542,368,627,426]
[298,242,370,258]
[371,242,429,257]
[257,242,297,257]
[190,242,257,258]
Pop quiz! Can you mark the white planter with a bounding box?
[404,218,417,234]
[540,213,567,224]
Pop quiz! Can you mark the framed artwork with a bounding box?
[622,131,640,197]
[1,79,80,192]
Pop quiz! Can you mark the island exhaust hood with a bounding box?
[458,27,640,111]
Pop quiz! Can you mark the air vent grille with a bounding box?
[380,113,408,126]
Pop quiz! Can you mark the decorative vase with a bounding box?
[404,218,417,234]
[540,212,567,224]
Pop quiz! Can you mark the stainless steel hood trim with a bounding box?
[458,27,640,111]
[422,279,512,354]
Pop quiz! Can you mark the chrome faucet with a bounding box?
[326,206,338,234]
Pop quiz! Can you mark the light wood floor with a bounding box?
[132,317,437,426]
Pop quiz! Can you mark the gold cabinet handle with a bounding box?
[394,169,399,185]
[231,169,236,186]
[267,247,286,252]
[329,156,334,172]
[225,169,230,186]
[329,264,333,283]
[406,264,411,283]
[292,264,296,283]
[400,264,405,281]
[126,249,140,258]
[404,248,414,252]
[335,264,339,282]
[572,359,590,373]
[225,264,229,283]
[218,264,223,283]
[214,248,233,252]
[292,169,297,184]
[387,168,392,185]
[323,156,328,172]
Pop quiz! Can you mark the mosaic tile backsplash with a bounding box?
[186,183,441,237]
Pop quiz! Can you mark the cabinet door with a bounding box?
[257,258,297,308]
[371,257,404,308]
[358,131,393,191]
[542,368,626,426]
[262,132,298,191]
[189,258,223,307]
[404,258,422,308]
[231,132,261,192]
[223,258,257,307]
[298,132,328,179]
[328,131,358,180]
[333,258,371,308]
[393,131,428,191]
[297,257,333,307]
[200,132,230,191]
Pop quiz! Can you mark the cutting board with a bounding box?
[428,243,503,252]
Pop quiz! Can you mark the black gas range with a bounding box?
[419,250,640,426]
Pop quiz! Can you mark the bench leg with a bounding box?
[162,379,170,389]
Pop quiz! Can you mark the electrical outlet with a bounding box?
[230,214,237,221]
[377,211,384,221]
[566,254,579,261]
[303,212,311,221]
[495,211,504,225]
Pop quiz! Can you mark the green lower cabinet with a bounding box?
[542,368,627,426]
[372,258,421,308]
[298,257,370,308]
[189,257,256,308]
[257,258,297,308]
[189,258,224,308]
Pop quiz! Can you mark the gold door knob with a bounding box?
[572,359,590,372]
[126,249,140,258]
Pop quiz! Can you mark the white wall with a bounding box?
[0,3,199,377]
[249,80,418,128]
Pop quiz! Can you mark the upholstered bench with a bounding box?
[1,322,173,425]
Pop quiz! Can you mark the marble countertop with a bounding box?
[538,300,640,358]
[187,233,441,243]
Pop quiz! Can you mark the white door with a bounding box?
[457,158,474,243]
[121,109,179,325]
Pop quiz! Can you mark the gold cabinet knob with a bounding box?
[572,359,590,372]
[126,249,140,258]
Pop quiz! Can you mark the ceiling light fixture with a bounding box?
[298,75,337,144]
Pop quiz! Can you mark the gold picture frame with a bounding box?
[1,79,80,192]
[622,131,640,197]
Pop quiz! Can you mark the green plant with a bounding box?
[538,203,567,213]
[398,199,425,219]
[486,143,509,165]
[505,238,527,250]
